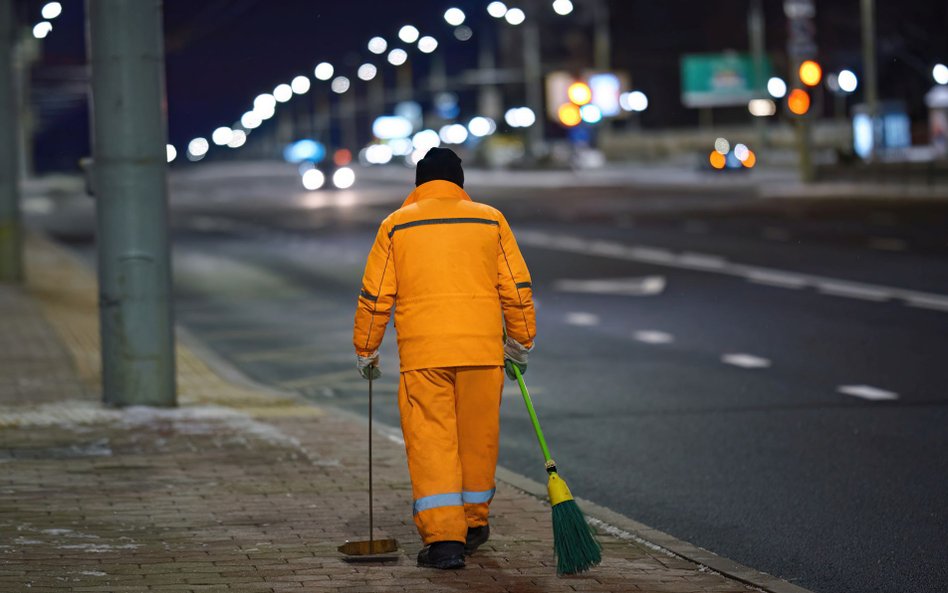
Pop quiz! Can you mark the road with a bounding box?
[30,162,948,593]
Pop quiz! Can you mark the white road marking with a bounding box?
[904,295,948,312]
[565,312,600,326]
[517,230,948,313]
[633,330,674,344]
[868,238,907,252]
[838,385,899,401]
[743,269,809,289]
[816,282,892,302]
[721,353,772,369]
[678,252,727,270]
[554,276,666,296]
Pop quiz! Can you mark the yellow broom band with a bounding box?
[547,472,574,506]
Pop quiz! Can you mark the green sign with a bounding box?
[680,53,772,108]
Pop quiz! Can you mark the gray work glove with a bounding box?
[356,350,381,380]
[503,337,532,380]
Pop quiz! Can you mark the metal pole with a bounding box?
[0,0,22,283]
[523,6,544,160]
[592,0,611,71]
[86,0,176,407]
[860,0,878,159]
[748,0,769,147]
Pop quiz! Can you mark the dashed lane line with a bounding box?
[565,312,601,326]
[721,353,772,369]
[838,385,899,401]
[517,230,948,313]
[633,330,675,344]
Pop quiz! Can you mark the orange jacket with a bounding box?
[353,180,536,372]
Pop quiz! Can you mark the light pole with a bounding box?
[0,0,23,283]
[86,0,176,407]
[860,0,878,159]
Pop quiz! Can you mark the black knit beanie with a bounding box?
[415,147,464,188]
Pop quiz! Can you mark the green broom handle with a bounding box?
[513,365,553,464]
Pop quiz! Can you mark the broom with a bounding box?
[511,364,602,575]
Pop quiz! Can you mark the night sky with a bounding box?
[20,0,948,172]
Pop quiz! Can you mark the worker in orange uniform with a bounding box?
[353,147,536,569]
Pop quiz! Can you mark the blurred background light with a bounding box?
[552,0,573,15]
[41,2,62,19]
[365,144,394,165]
[933,64,948,85]
[333,167,356,189]
[331,76,350,94]
[211,127,234,146]
[389,138,413,156]
[454,25,473,41]
[334,148,353,167]
[283,139,326,164]
[579,104,602,124]
[227,130,247,149]
[799,60,822,86]
[166,144,176,163]
[398,25,420,44]
[314,62,334,81]
[188,137,209,157]
[254,93,276,112]
[714,137,730,154]
[767,77,787,99]
[273,84,293,103]
[504,106,536,128]
[505,8,525,25]
[557,103,581,126]
[291,75,311,94]
[388,49,408,66]
[440,123,469,144]
[567,82,592,105]
[487,1,507,18]
[467,116,496,137]
[838,69,858,93]
[357,63,378,81]
[368,37,387,55]
[372,116,413,139]
[709,151,725,169]
[589,73,621,116]
[444,7,466,26]
[302,168,325,190]
[33,22,52,39]
[418,36,438,54]
[742,150,757,168]
[624,90,648,112]
[412,129,442,152]
[788,88,811,115]
[734,143,749,162]
[748,98,776,117]
[241,111,262,129]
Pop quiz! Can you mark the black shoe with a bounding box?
[464,525,490,555]
[417,541,465,569]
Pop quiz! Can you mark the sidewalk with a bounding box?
[0,234,810,593]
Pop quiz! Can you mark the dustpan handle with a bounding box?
[513,365,553,465]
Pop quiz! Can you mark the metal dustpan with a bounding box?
[339,376,399,562]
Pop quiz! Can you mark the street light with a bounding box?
[767,76,787,99]
[41,2,62,19]
[505,8,525,25]
[331,76,350,94]
[398,25,420,44]
[314,62,334,81]
[291,75,311,94]
[487,1,507,18]
[934,63,948,85]
[32,22,52,39]
[444,7,465,26]
[368,36,387,54]
[387,48,408,66]
[418,36,438,53]
[273,83,293,103]
[838,69,858,93]
[212,127,234,146]
[552,0,573,15]
[357,63,377,81]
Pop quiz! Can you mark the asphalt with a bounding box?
[0,233,815,593]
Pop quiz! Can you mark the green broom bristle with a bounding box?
[551,499,602,575]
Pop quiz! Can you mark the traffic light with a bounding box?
[788,88,811,115]
[798,60,822,86]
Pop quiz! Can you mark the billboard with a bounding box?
[680,53,772,108]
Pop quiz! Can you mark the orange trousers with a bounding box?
[398,366,504,545]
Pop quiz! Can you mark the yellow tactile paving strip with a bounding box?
[23,233,321,419]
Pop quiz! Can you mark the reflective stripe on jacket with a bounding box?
[353,180,536,371]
